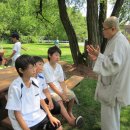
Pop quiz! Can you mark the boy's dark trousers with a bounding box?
[44,98,61,115]
[30,116,59,130]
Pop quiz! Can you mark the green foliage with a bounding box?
[119,0,130,24]
[0,0,86,42]
[67,7,87,41]
[20,36,39,43]
[66,0,86,10]
[106,0,129,23]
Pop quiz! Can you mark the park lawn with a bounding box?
[2,42,84,64]
[1,43,130,130]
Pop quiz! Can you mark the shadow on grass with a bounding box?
[3,47,12,50]
[30,43,70,48]
[60,46,70,48]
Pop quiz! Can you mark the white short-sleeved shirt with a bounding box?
[43,62,64,94]
[6,77,46,130]
[36,73,48,99]
[12,42,21,62]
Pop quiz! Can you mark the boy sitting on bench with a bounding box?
[43,46,83,128]
[6,54,62,130]
[33,56,61,115]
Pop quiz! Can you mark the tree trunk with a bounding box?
[86,0,99,66]
[57,0,83,65]
[87,0,100,45]
[99,0,107,53]
[111,0,125,17]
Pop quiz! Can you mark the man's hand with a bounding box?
[48,115,61,127]
[86,45,100,61]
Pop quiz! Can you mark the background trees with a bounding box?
[0,0,128,65]
[0,0,86,42]
[58,0,126,64]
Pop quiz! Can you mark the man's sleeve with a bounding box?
[93,43,126,76]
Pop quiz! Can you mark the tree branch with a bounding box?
[36,0,53,25]
[111,0,124,17]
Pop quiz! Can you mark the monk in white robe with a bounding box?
[87,16,130,130]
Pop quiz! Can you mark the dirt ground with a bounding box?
[60,61,98,80]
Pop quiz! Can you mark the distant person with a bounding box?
[87,16,130,130]
[6,33,25,66]
[0,55,2,65]
[6,54,62,130]
[0,45,5,65]
[43,46,83,128]
[54,37,59,48]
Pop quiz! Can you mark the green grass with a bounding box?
[2,43,84,64]
[63,78,101,130]
[1,43,130,130]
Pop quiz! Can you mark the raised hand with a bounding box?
[86,45,100,61]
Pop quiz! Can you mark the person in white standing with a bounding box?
[6,33,22,66]
[87,16,130,130]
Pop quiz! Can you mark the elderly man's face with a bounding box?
[102,24,116,40]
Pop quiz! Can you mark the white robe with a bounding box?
[94,31,130,107]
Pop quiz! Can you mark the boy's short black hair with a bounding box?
[11,33,19,40]
[48,46,61,61]
[33,56,44,64]
[15,54,35,77]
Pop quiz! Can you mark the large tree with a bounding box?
[99,0,107,53]
[56,0,125,65]
[57,0,84,65]
[2,0,125,65]
[87,0,125,54]
[111,0,125,17]
[87,0,100,45]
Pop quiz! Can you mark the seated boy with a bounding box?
[43,46,83,128]
[33,56,61,115]
[6,54,62,130]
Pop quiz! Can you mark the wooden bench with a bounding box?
[65,75,84,89]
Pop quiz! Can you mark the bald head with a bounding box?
[102,16,120,39]
[103,16,120,31]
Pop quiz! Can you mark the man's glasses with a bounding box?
[102,27,112,31]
